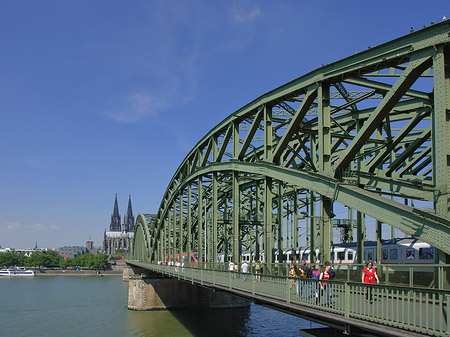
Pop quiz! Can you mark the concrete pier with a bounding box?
[127,274,249,311]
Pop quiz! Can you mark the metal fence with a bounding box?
[131,261,450,336]
[190,262,450,290]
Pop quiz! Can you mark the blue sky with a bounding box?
[0,1,448,249]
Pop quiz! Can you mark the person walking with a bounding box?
[228,260,235,279]
[362,262,379,303]
[299,260,311,298]
[241,261,249,281]
[310,263,320,300]
[319,265,332,307]
[289,263,299,295]
[255,260,262,281]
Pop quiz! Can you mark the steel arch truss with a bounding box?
[131,22,450,265]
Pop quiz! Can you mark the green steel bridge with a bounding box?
[127,21,450,336]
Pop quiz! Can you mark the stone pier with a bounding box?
[125,268,249,311]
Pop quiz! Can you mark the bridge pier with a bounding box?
[126,267,249,311]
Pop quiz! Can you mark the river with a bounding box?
[0,276,324,336]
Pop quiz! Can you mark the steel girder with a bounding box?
[131,21,450,264]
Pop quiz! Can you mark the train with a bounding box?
[163,238,434,266]
[239,238,435,265]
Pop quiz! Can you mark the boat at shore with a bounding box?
[0,267,36,277]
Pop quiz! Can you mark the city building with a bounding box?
[58,246,89,260]
[103,194,135,255]
[86,240,94,250]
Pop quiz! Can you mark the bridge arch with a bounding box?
[132,21,450,267]
[130,214,155,261]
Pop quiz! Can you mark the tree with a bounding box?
[112,249,124,260]
[58,253,109,269]
[93,254,108,269]
[0,252,19,267]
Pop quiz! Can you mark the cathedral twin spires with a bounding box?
[110,194,135,233]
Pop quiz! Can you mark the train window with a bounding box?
[382,249,388,261]
[347,251,353,260]
[337,252,345,260]
[406,249,415,260]
[330,252,334,260]
[302,253,309,261]
[390,249,398,260]
[367,251,373,262]
[419,247,434,260]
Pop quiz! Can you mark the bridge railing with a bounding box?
[130,261,450,336]
[194,262,450,290]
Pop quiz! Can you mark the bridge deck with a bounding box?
[127,261,449,337]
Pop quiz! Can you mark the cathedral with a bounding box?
[103,194,135,255]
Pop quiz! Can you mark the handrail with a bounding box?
[127,261,450,336]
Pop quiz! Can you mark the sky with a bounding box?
[0,0,448,249]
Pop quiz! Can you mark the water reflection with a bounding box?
[128,303,323,337]
[128,306,251,337]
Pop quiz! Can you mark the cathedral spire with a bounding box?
[110,193,121,231]
[124,194,135,232]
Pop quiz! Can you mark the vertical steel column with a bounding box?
[198,177,203,266]
[318,82,331,174]
[164,215,168,262]
[168,207,173,261]
[232,171,240,264]
[264,103,274,270]
[309,191,317,262]
[212,136,218,265]
[318,82,332,263]
[432,45,450,267]
[376,220,382,264]
[310,136,317,263]
[264,104,273,162]
[255,184,260,260]
[224,195,229,262]
[293,190,299,252]
[187,184,192,266]
[321,197,332,263]
[264,176,274,270]
[277,181,283,259]
[249,187,254,261]
[179,190,184,262]
[356,212,365,264]
[173,200,177,261]
[232,120,240,265]
[348,207,354,242]
[212,172,218,264]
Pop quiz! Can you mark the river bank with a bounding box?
[29,259,128,276]
[34,268,122,276]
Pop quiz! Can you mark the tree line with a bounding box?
[0,250,109,269]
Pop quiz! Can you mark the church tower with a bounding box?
[123,194,135,232]
[110,193,121,232]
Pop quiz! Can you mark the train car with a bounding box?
[279,238,434,265]
[164,252,198,266]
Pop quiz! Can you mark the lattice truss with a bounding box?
[131,22,450,263]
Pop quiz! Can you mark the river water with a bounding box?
[0,276,323,336]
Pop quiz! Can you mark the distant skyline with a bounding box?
[0,1,447,249]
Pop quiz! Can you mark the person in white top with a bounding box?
[241,261,249,280]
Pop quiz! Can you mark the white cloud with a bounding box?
[50,225,60,230]
[6,222,23,230]
[105,91,165,123]
[231,1,262,22]
[30,224,45,231]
